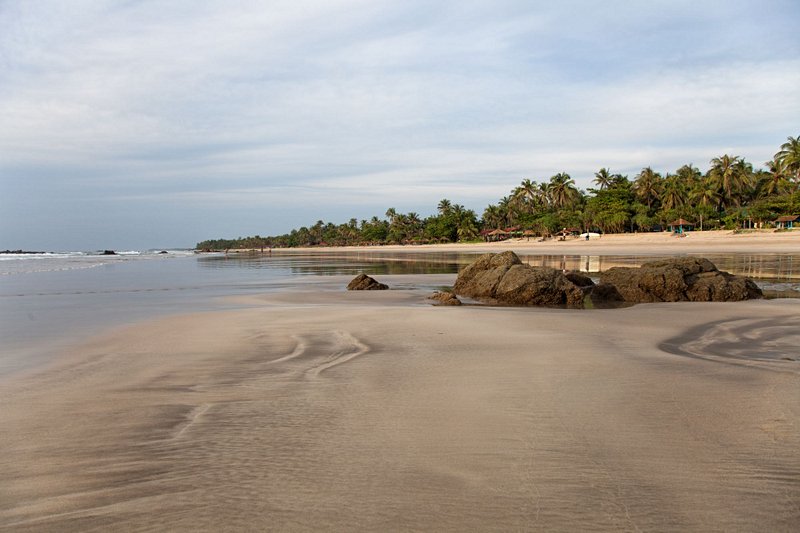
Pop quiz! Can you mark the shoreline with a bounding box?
[220,229,800,256]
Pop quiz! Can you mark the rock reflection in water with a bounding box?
[198,252,800,291]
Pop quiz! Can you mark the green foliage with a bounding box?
[196,137,800,249]
[585,187,634,233]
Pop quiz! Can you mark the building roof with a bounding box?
[669,218,694,226]
[775,215,800,222]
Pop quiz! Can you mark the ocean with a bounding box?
[2,249,798,377]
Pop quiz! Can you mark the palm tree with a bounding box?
[406,212,422,238]
[634,167,662,210]
[548,173,579,208]
[593,168,613,190]
[437,199,452,214]
[660,175,686,211]
[456,211,479,241]
[690,179,720,208]
[708,154,751,208]
[775,135,800,183]
[514,179,540,213]
[758,159,791,197]
[498,196,516,225]
[482,204,504,229]
[675,164,701,187]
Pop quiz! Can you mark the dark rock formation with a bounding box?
[589,283,624,308]
[346,273,388,291]
[102,250,117,255]
[427,291,462,306]
[453,251,584,308]
[598,257,762,303]
[565,271,595,288]
[1,250,45,254]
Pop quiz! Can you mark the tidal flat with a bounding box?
[1,239,799,531]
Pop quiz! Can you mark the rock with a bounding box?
[453,251,522,298]
[565,271,595,288]
[589,283,624,307]
[685,271,762,302]
[102,250,117,255]
[453,252,584,308]
[346,273,388,290]
[598,257,762,303]
[427,291,462,306]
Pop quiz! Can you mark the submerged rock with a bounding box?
[427,291,462,306]
[453,251,584,308]
[598,257,762,303]
[346,273,388,291]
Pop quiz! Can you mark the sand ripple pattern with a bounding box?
[252,330,370,378]
[2,306,799,531]
[660,316,800,371]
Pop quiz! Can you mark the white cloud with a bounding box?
[1,0,798,247]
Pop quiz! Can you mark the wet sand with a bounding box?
[1,282,799,531]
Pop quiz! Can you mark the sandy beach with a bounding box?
[265,228,800,256]
[2,232,800,531]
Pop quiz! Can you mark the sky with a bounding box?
[1,0,799,250]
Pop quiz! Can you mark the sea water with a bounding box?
[2,250,798,377]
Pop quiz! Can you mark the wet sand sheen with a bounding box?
[1,291,799,531]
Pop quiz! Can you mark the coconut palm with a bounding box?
[456,211,479,240]
[498,195,517,225]
[775,135,800,182]
[593,168,613,190]
[437,199,452,214]
[690,179,720,208]
[548,173,579,208]
[660,175,686,211]
[406,212,422,234]
[675,164,702,187]
[634,167,662,210]
[482,204,505,229]
[708,154,752,208]
[758,159,791,197]
[514,179,540,213]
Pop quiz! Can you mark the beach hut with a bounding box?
[486,229,509,242]
[775,215,800,229]
[668,218,694,233]
[522,229,536,241]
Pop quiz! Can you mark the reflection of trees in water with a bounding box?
[290,261,460,276]
[198,252,799,282]
[517,253,799,281]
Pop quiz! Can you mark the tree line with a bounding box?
[197,136,800,250]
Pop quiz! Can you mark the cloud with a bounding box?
[1,0,799,248]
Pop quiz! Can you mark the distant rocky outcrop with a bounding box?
[1,250,45,254]
[453,251,585,308]
[346,273,388,290]
[427,291,462,306]
[596,257,762,303]
[102,250,117,255]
